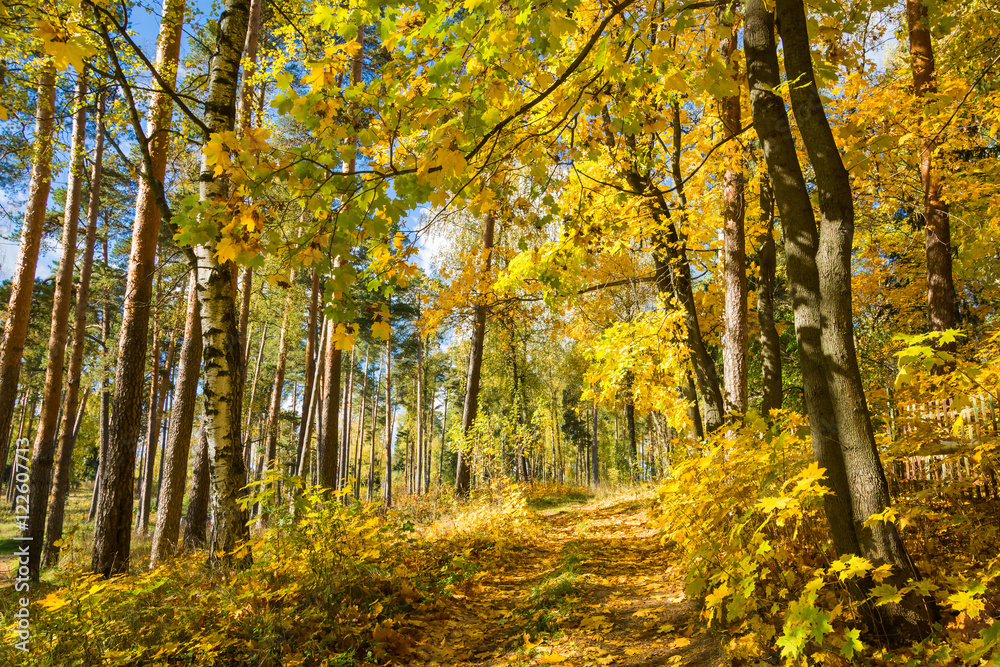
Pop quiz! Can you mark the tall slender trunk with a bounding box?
[193,0,252,570]
[591,403,600,486]
[150,274,202,564]
[245,323,268,471]
[719,5,748,418]
[340,346,354,490]
[319,320,341,488]
[439,390,448,486]
[353,347,370,498]
[25,73,88,581]
[92,0,186,577]
[756,169,782,417]
[90,238,113,522]
[138,309,180,534]
[259,277,294,516]
[297,323,328,479]
[367,359,383,502]
[184,421,210,547]
[906,0,956,338]
[43,100,105,568]
[624,372,637,478]
[382,328,393,507]
[415,336,424,494]
[297,271,320,456]
[456,213,495,498]
[0,62,57,489]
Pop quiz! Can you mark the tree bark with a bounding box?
[151,273,202,565]
[906,0,957,338]
[193,0,252,570]
[138,307,180,534]
[245,322,268,472]
[43,98,105,568]
[25,73,88,581]
[367,358,383,502]
[258,276,294,517]
[719,5,748,418]
[591,403,600,486]
[382,327,393,507]
[456,213,495,498]
[92,0,186,577]
[353,346,370,498]
[415,336,424,494]
[297,270,320,456]
[318,320,341,489]
[0,62,57,506]
[756,168,783,417]
[90,238,113,522]
[747,0,936,639]
[184,421,210,548]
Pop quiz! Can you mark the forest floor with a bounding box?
[394,492,724,667]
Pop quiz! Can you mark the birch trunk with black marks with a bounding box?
[193,0,251,569]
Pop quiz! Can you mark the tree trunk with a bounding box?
[382,329,393,507]
[297,270,320,456]
[296,322,328,480]
[260,277,294,503]
[353,347,370,498]
[90,238,113,522]
[591,403,600,486]
[905,0,957,338]
[367,358,383,502]
[150,273,202,565]
[748,0,936,640]
[43,99,105,568]
[318,320,341,489]
[340,346,354,490]
[138,308,180,534]
[719,6,748,418]
[245,322,268,472]
[92,0,186,577]
[193,0,252,570]
[439,390,448,486]
[0,62,57,494]
[624,373,637,478]
[415,336,424,494]
[24,73,88,581]
[756,169,783,417]
[456,213,495,498]
[184,421,210,548]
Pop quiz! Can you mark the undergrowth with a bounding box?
[0,479,571,666]
[652,335,1000,666]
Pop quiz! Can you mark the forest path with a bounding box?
[398,494,724,667]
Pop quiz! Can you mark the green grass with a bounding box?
[525,488,592,510]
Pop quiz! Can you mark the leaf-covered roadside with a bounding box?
[0,484,533,666]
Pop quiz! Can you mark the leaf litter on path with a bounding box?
[391,494,724,667]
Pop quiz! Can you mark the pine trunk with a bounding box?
[150,273,202,564]
[319,320,341,489]
[259,277,294,514]
[92,0,186,577]
[382,332,393,507]
[25,74,88,581]
[43,99,104,568]
[184,422,210,547]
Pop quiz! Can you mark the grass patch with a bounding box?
[523,484,592,510]
[515,543,588,636]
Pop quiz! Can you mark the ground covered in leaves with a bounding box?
[397,493,722,667]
